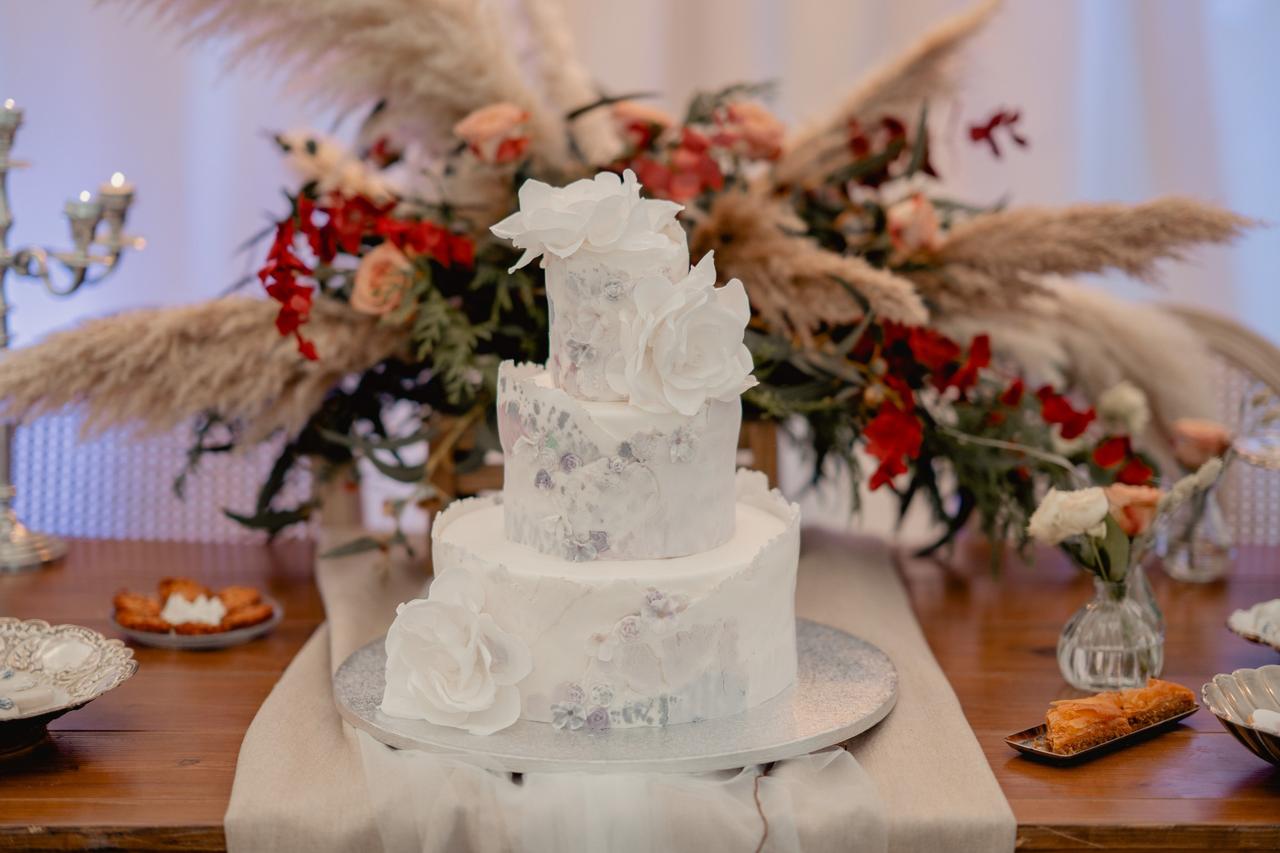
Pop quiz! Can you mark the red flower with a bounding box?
[629,128,724,202]
[865,400,923,490]
[258,218,319,360]
[947,334,991,392]
[1117,456,1155,486]
[999,378,1025,407]
[906,327,960,372]
[1036,386,1095,439]
[968,108,1028,159]
[1092,436,1131,469]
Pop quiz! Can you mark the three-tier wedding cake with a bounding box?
[380,171,801,736]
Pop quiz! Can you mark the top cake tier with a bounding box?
[491,170,689,401]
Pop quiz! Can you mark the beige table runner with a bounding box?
[225,526,1013,852]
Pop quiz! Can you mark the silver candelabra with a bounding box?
[0,99,142,571]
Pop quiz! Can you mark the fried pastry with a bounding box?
[1116,678,1197,727]
[217,585,262,611]
[221,602,274,631]
[113,591,161,617]
[174,621,224,635]
[1046,694,1133,754]
[157,577,210,602]
[114,609,172,633]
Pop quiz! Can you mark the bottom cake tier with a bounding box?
[428,470,800,731]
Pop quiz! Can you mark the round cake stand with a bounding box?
[333,619,897,774]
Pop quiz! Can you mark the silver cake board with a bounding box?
[333,619,897,774]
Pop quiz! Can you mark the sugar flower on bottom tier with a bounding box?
[381,572,531,736]
[606,251,757,415]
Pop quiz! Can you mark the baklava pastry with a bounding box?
[1046,694,1134,753]
[1116,678,1197,727]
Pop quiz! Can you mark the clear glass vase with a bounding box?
[1057,574,1165,691]
[1157,487,1235,583]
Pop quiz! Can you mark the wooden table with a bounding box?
[899,540,1280,851]
[1,536,1277,850]
[0,539,322,851]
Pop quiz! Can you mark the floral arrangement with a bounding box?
[0,0,1250,553]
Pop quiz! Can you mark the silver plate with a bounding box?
[111,596,283,650]
[334,619,897,774]
[0,617,138,756]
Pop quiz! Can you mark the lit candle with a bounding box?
[0,99,20,130]
[99,171,134,197]
[65,189,102,220]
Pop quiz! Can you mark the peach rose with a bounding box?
[886,193,943,259]
[1105,483,1163,537]
[351,243,412,316]
[718,101,785,161]
[453,103,530,165]
[1171,418,1233,468]
[611,101,674,148]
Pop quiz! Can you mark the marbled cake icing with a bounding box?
[381,170,801,736]
[431,471,800,729]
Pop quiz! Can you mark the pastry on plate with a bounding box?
[113,577,275,635]
[1116,678,1197,727]
[1046,694,1134,754]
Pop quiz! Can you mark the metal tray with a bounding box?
[1005,704,1199,763]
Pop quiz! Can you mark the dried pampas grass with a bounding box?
[773,0,1000,188]
[932,196,1253,288]
[691,190,927,341]
[937,281,1219,469]
[0,298,406,443]
[519,0,623,166]
[114,0,569,167]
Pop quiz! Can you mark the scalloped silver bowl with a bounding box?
[0,617,137,756]
[1202,665,1280,766]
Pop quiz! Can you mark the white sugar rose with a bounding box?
[1026,487,1110,545]
[491,169,682,272]
[381,571,531,736]
[1097,380,1150,436]
[605,252,757,415]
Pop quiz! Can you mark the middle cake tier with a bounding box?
[497,360,739,561]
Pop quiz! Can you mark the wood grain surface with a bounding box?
[898,539,1280,851]
[2,535,1277,851]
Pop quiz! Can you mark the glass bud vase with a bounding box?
[1158,487,1235,584]
[1057,575,1165,691]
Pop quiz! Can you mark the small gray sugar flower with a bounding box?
[588,530,609,553]
[590,684,615,707]
[551,703,585,732]
[535,469,553,490]
[560,452,582,473]
[585,707,611,732]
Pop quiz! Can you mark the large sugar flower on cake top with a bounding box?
[606,252,757,416]
[490,169,683,272]
[381,571,531,736]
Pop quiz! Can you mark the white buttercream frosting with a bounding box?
[491,169,683,272]
[1228,598,1280,642]
[497,361,739,560]
[381,571,533,736]
[606,252,757,415]
[431,470,800,729]
[160,594,226,627]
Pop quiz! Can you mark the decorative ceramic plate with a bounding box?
[1203,665,1280,766]
[0,617,137,755]
[112,596,283,650]
[1005,705,1199,764]
[334,619,898,774]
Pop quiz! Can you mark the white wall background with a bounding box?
[0,0,1276,538]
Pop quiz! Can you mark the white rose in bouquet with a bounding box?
[1097,381,1150,436]
[491,169,682,272]
[381,571,531,736]
[1026,487,1110,545]
[606,252,757,415]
